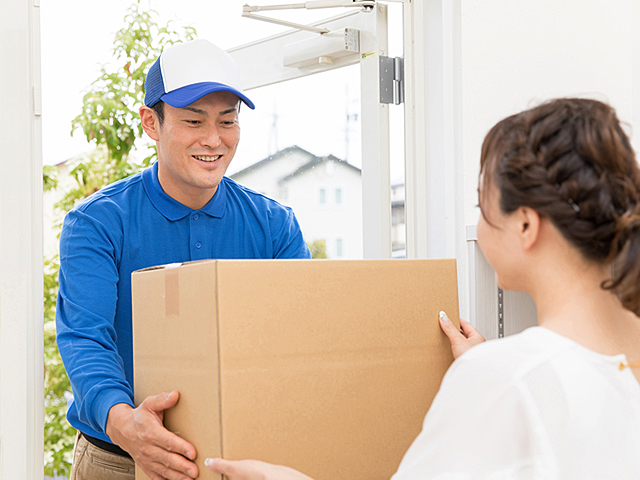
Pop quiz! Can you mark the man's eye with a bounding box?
[186,120,201,125]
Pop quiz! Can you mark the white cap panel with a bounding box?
[159,39,243,93]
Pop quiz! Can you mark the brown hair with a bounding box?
[479,98,640,316]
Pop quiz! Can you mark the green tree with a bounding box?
[43,255,76,474]
[43,1,196,475]
[307,239,328,259]
[43,165,59,192]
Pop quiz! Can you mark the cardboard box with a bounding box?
[132,259,459,480]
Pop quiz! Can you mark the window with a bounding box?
[335,187,343,205]
[318,187,326,205]
[336,238,344,258]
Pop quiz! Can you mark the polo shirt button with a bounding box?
[196,242,202,249]
[193,213,200,220]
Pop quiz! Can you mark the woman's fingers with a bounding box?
[439,311,486,359]
[205,458,314,480]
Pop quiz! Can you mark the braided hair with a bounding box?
[479,98,640,316]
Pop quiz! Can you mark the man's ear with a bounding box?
[518,207,541,251]
[140,106,160,141]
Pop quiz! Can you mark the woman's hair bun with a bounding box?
[479,98,640,316]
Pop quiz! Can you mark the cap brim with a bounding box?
[161,82,255,110]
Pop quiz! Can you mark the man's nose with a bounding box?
[201,125,222,148]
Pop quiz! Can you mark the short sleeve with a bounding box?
[271,207,311,259]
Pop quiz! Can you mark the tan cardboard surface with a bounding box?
[133,259,459,480]
[133,262,223,479]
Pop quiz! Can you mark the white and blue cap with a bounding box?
[144,39,255,109]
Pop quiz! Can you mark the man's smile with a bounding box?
[193,154,222,162]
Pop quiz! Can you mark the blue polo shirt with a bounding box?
[56,162,310,443]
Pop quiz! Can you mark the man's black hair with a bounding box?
[152,101,165,126]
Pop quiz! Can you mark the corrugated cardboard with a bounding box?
[132,259,459,480]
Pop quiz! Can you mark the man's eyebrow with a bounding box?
[219,107,239,116]
[181,106,238,116]
[182,106,208,116]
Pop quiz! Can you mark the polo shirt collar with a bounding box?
[142,162,227,220]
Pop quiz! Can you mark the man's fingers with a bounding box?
[140,391,198,461]
[144,442,198,479]
[149,457,198,480]
[136,439,198,479]
[141,391,196,459]
[160,429,197,461]
[144,391,180,414]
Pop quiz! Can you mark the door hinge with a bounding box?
[379,56,404,105]
[33,87,42,117]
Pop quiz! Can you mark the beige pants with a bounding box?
[70,433,135,480]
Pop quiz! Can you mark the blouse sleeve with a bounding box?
[391,347,553,480]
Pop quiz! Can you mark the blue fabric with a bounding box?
[161,82,256,110]
[144,58,165,107]
[56,163,310,443]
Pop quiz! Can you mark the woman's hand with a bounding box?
[439,311,486,359]
[205,458,314,480]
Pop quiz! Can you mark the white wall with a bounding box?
[448,0,640,330]
[460,0,637,231]
[0,0,44,478]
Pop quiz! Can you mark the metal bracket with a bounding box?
[379,56,404,104]
[283,28,360,68]
[498,288,504,338]
[242,1,375,35]
[242,12,330,34]
[243,0,376,11]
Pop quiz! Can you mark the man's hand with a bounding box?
[205,458,314,480]
[439,311,486,360]
[106,391,198,480]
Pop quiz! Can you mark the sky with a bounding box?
[40,0,405,178]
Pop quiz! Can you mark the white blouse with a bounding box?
[392,327,640,480]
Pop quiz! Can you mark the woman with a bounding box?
[205,98,640,478]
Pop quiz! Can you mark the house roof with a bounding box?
[230,145,362,184]
[278,154,361,185]
[230,145,315,179]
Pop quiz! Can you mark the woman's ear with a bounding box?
[518,207,541,251]
[139,106,160,141]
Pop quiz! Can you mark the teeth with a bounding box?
[193,155,221,162]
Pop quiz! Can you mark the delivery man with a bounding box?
[56,39,310,480]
